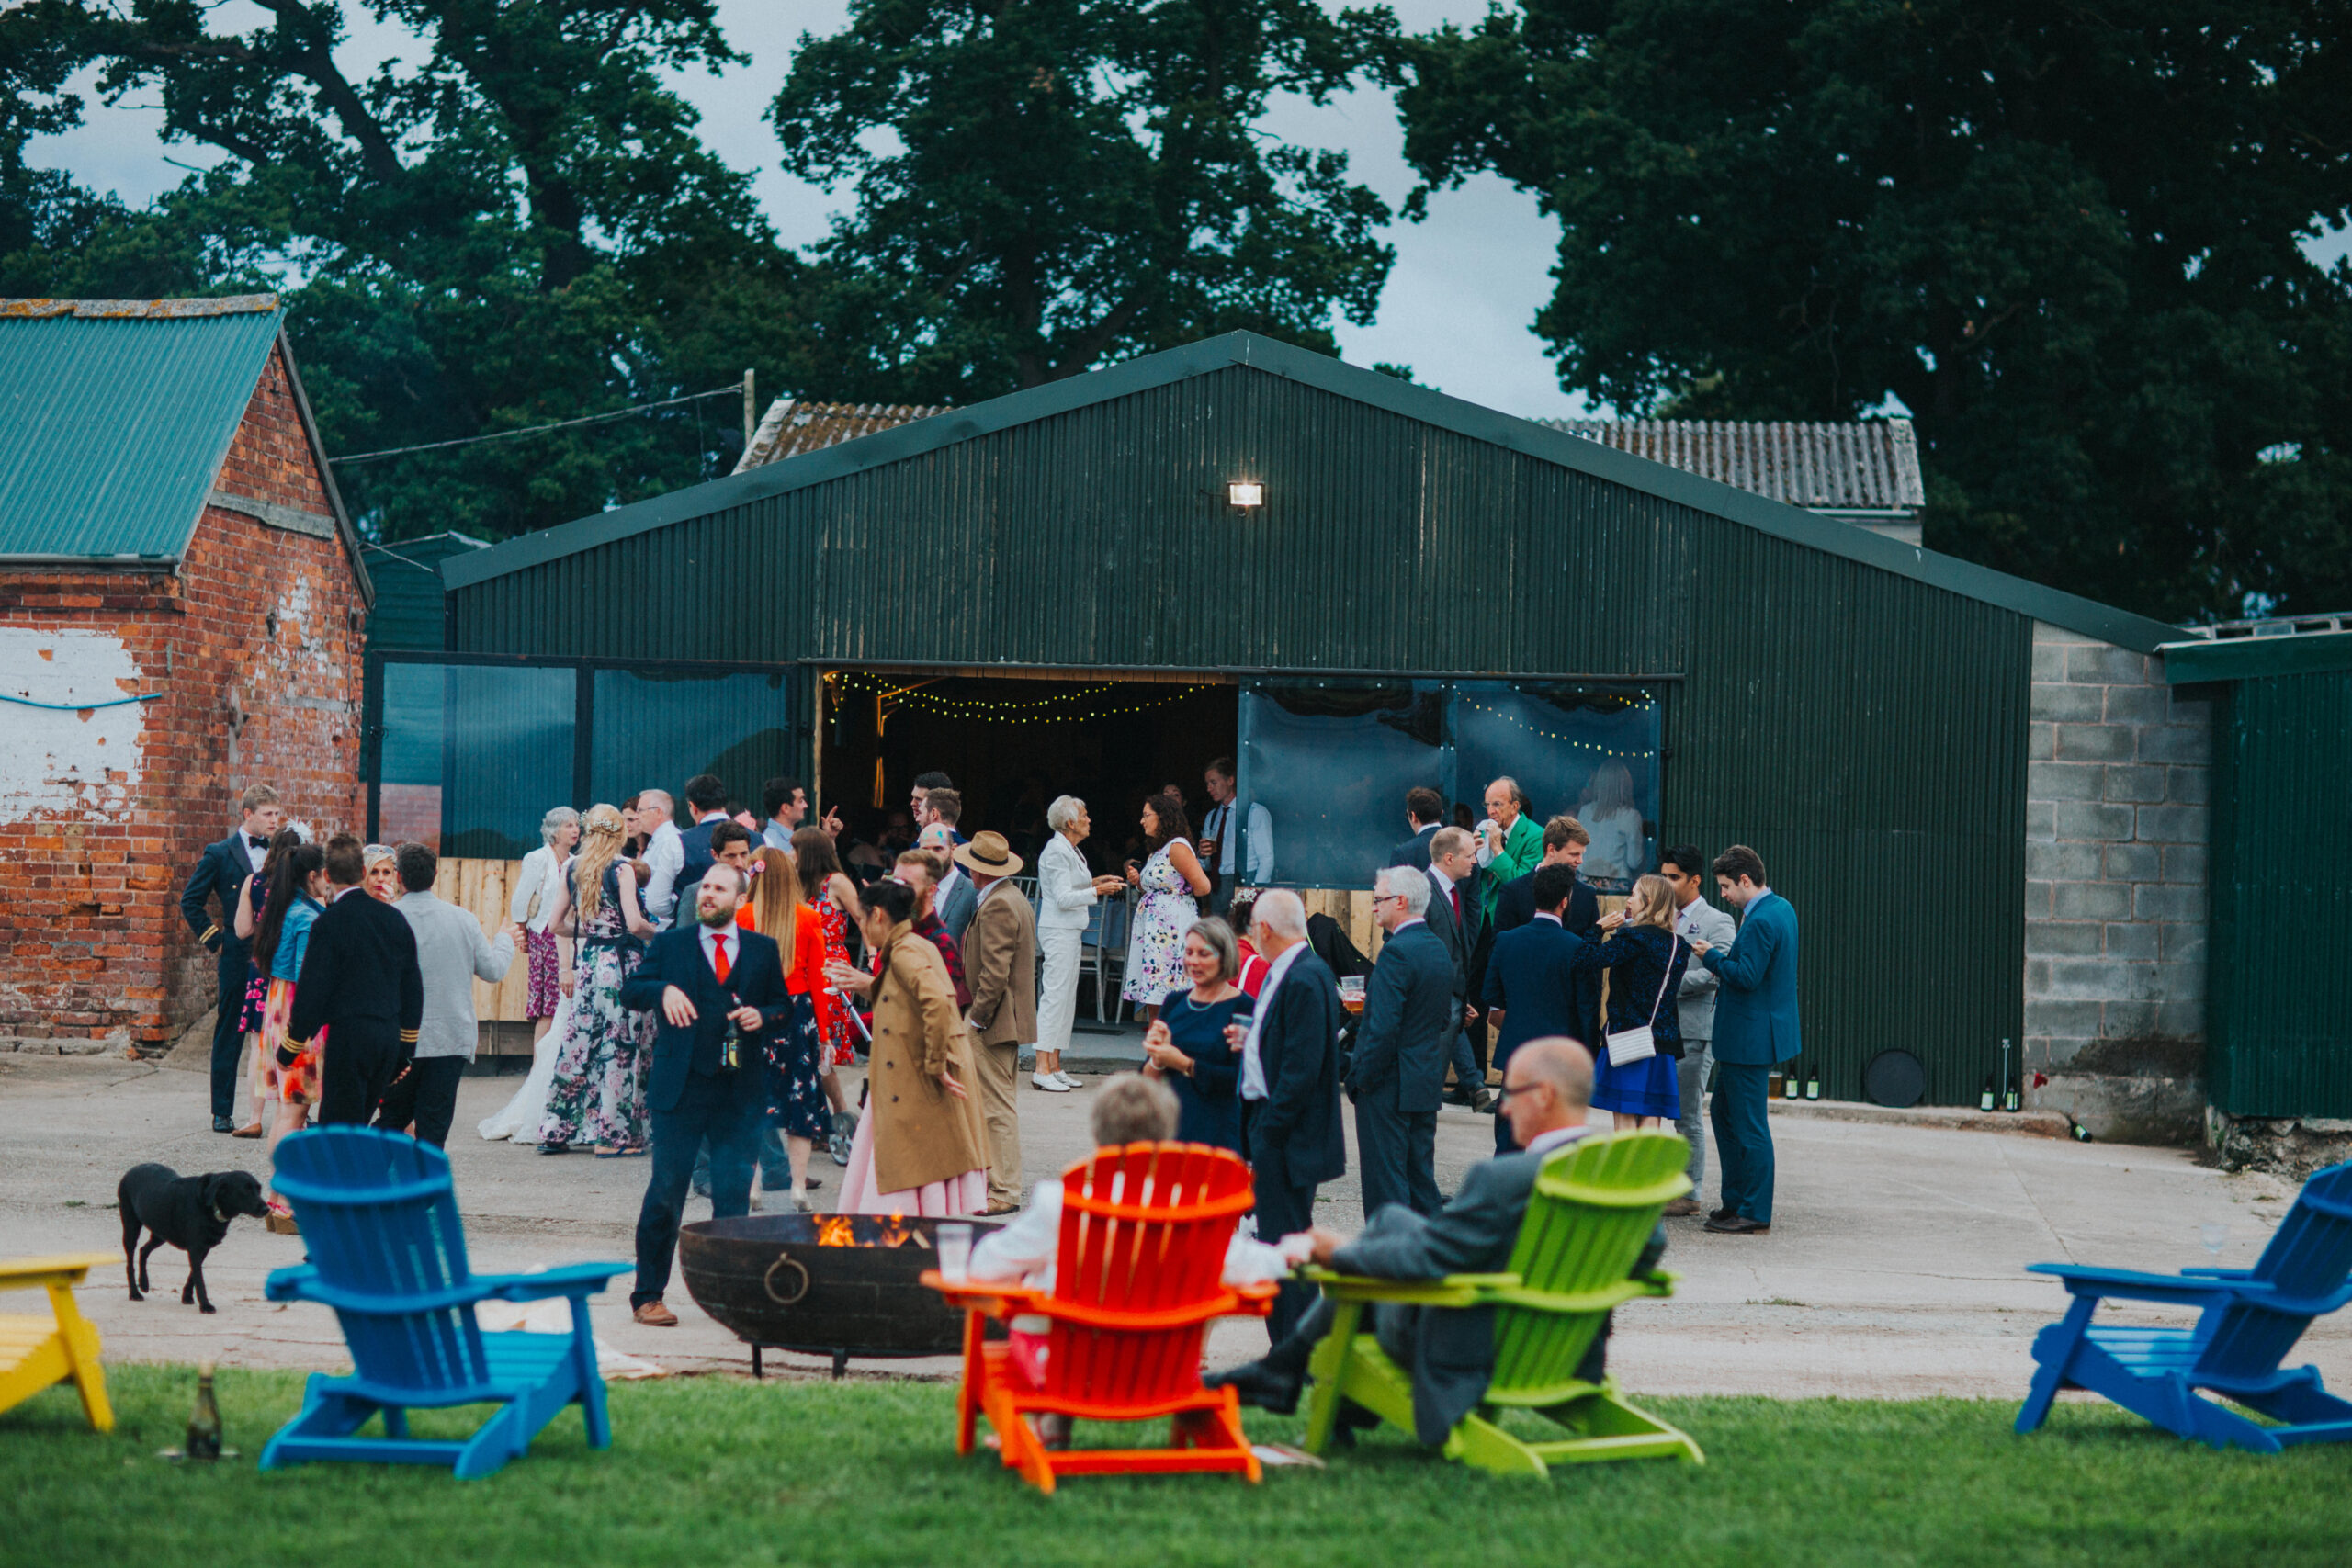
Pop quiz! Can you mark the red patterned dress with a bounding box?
[810,890,856,1066]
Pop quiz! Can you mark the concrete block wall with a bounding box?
[2024,622,2211,1082]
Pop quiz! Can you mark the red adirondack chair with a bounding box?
[926,1142,1274,1494]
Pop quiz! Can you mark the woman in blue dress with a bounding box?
[1573,874,1690,1128]
[1140,916,1252,1156]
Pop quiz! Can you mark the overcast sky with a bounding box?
[26,1,1592,419]
[29,2,2348,423]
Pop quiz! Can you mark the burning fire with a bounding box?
[810,1212,930,1248]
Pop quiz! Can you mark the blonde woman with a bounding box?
[537,804,658,1156]
[747,848,831,1208]
[1571,873,1690,1128]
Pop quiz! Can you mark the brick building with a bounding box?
[0,296,372,1055]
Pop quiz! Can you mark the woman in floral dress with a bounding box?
[791,826,864,1162]
[537,803,657,1156]
[1120,792,1212,1025]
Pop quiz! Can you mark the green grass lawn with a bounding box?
[6,1366,2347,1567]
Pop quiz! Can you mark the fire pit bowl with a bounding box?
[678,1212,1003,1376]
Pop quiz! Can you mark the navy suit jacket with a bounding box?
[181,832,258,961]
[1385,824,1439,871]
[1481,916,1587,1066]
[1491,872,1600,1042]
[620,925,792,1113]
[1250,948,1347,1189]
[673,816,735,911]
[1349,922,1453,1112]
[1702,892,1801,1066]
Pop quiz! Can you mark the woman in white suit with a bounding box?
[1035,795,1127,1092]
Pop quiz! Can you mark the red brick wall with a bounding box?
[0,342,368,1051]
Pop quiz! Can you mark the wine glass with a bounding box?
[2200,1222,2228,1260]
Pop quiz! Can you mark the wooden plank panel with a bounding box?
[432,858,528,1023]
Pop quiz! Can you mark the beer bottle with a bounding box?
[187,1362,222,1461]
[1980,1077,1996,1112]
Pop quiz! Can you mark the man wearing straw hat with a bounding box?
[957,831,1037,1214]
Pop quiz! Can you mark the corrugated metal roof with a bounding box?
[0,297,284,558]
[733,399,951,472]
[1537,417,1925,514]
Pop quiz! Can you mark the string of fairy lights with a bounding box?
[827,671,1217,725]
[1453,693,1658,760]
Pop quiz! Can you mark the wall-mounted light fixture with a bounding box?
[1227,480,1265,509]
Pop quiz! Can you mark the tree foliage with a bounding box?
[1394,0,2352,620]
[0,0,829,542]
[771,0,1397,399]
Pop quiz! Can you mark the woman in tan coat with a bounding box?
[832,878,989,1214]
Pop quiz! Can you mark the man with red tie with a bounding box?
[620,863,792,1326]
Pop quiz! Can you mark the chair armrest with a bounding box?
[2025,1262,2233,1306]
[2181,1267,2256,1279]
[1301,1269,1522,1307]
[1490,1270,1678,1315]
[923,1272,1268,1328]
[264,1266,498,1314]
[477,1263,634,1302]
[0,1253,117,1290]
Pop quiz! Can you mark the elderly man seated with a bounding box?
[968,1072,1301,1292]
[1204,1037,1664,1443]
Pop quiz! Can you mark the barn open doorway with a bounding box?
[817,669,1238,876]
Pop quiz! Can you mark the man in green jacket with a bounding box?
[1478,778,1543,919]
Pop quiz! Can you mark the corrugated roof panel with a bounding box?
[1544,416,1926,513]
[0,302,282,558]
[734,399,953,472]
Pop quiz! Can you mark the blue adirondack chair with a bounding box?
[261,1127,632,1479]
[2016,1160,2352,1451]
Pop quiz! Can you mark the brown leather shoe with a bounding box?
[1703,1215,1770,1235]
[633,1300,679,1327]
[1662,1197,1702,1217]
[231,1122,264,1139]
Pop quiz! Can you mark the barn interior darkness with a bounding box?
[820,671,1239,874]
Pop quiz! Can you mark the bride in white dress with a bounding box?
[478,987,573,1144]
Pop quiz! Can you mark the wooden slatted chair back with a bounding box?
[271,1129,492,1395]
[1045,1142,1255,1406]
[1490,1132,1690,1395]
[2196,1161,2352,1379]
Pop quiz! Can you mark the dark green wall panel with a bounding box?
[2209,671,2352,1115]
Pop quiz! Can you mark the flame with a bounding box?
[813,1214,856,1247]
[808,1212,931,1247]
[877,1212,929,1249]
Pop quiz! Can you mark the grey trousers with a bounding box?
[1676,1038,1713,1190]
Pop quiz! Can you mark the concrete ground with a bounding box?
[4,1049,2340,1403]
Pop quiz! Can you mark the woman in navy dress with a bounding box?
[1140,917,1252,1155]
[1573,874,1690,1128]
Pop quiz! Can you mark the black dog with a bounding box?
[118,1163,268,1314]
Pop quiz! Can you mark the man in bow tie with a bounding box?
[180,784,282,1133]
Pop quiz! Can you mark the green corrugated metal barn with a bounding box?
[417,332,2192,1108]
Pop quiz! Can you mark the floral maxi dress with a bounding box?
[537,864,655,1150]
[1121,839,1199,1005]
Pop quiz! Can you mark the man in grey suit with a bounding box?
[1349,866,1454,1220]
[1420,826,1490,1113]
[1659,844,1736,1216]
[919,823,978,940]
[1209,1039,1664,1442]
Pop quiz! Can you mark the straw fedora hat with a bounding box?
[951,830,1024,878]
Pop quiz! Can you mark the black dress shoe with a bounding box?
[1203,1359,1302,1415]
[1470,1089,1496,1113]
[1703,1214,1771,1235]
[211,1114,235,1134]
[1709,1207,1735,1222]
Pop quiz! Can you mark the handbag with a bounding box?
[1604,931,1681,1067]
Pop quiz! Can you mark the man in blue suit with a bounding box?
[622,863,793,1325]
[1690,845,1800,1235]
[1481,863,1589,1154]
[1350,867,1454,1219]
[179,784,281,1132]
[1385,787,1446,871]
[668,773,738,919]
[1236,888,1347,1339]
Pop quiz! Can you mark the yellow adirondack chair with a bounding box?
[0,1253,115,1432]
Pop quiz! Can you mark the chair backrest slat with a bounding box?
[273,1128,490,1393]
[1491,1131,1688,1393]
[2195,1161,2352,1378]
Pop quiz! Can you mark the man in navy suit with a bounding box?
[179,784,282,1131]
[1350,867,1454,1219]
[1235,888,1347,1339]
[622,863,792,1325]
[1419,827,1487,1112]
[1690,845,1801,1235]
[1385,787,1446,871]
[1481,863,1589,1153]
[668,773,737,919]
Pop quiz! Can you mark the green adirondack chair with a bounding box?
[1300,1130,1703,1477]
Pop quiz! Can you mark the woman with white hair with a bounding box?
[511,806,581,1045]
[1035,795,1128,1092]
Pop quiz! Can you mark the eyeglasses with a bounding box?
[1495,1080,1541,1103]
